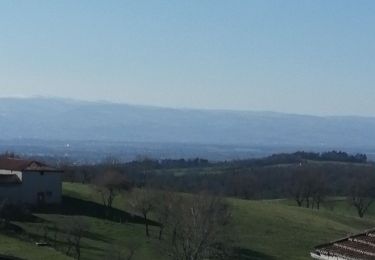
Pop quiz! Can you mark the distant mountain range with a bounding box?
[0,97,374,150]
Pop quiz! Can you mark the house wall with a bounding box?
[21,171,62,204]
[0,170,62,205]
[0,184,23,204]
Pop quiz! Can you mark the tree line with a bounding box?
[62,151,375,218]
[62,150,367,183]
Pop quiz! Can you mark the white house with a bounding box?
[0,157,62,205]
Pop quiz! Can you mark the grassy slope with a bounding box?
[1,182,375,260]
[16,214,162,260]
[231,199,375,259]
[57,183,375,259]
[0,233,71,260]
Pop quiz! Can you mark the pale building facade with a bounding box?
[0,158,62,205]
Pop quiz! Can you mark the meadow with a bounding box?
[1,182,375,260]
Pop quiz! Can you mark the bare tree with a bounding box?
[349,177,375,218]
[351,196,373,218]
[66,217,89,260]
[154,191,175,240]
[288,169,306,207]
[136,156,155,186]
[94,170,130,216]
[41,223,49,243]
[167,194,233,260]
[129,188,155,237]
[288,166,328,209]
[311,173,327,210]
[52,223,59,249]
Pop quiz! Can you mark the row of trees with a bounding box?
[118,161,373,219]
[90,168,234,260]
[68,154,375,219]
[227,151,367,168]
[62,151,368,184]
[289,169,326,209]
[287,166,375,218]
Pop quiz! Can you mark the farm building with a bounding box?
[311,229,375,259]
[0,157,62,205]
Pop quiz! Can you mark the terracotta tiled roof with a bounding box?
[311,229,375,260]
[0,158,59,172]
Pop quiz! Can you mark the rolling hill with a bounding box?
[0,97,375,150]
[1,183,375,260]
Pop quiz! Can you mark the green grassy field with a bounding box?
[1,182,375,260]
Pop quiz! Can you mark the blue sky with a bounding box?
[0,1,374,116]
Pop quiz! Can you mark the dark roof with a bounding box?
[0,174,21,185]
[0,158,60,172]
[311,229,375,260]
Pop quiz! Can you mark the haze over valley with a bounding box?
[1,97,375,162]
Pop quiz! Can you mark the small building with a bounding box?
[311,229,375,260]
[0,157,62,205]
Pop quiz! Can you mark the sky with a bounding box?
[0,1,375,116]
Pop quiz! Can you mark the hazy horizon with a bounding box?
[1,1,375,116]
[1,95,375,118]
